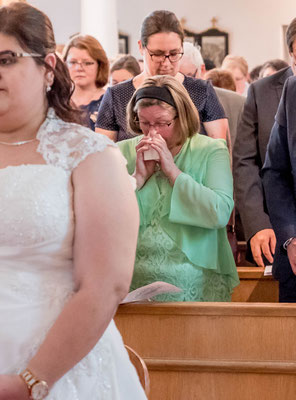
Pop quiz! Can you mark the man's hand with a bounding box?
[250,229,276,267]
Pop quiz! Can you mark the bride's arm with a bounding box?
[26,147,139,387]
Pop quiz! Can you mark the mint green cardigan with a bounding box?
[119,134,239,287]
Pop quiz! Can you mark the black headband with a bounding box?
[135,85,176,108]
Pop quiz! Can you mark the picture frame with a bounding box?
[184,27,229,67]
[118,33,129,54]
[184,28,200,47]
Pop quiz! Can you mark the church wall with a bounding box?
[117,0,296,70]
[29,0,81,46]
[27,0,295,70]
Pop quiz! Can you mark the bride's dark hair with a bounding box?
[0,2,82,124]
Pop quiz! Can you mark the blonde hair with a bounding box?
[127,75,200,144]
[221,55,248,77]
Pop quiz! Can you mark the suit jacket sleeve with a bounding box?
[233,83,272,241]
[262,78,296,245]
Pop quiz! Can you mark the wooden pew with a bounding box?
[115,302,296,400]
[232,266,279,302]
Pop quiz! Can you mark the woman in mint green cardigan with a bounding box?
[119,75,239,301]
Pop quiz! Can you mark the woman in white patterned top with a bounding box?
[0,3,146,399]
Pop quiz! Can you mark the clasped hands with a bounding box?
[133,133,181,189]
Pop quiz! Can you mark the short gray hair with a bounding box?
[182,42,204,72]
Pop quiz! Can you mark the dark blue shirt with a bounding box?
[80,96,103,131]
[96,76,225,141]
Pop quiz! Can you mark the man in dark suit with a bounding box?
[262,76,296,302]
[233,18,296,270]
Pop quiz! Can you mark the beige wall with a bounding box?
[117,0,296,70]
[29,0,81,46]
[26,0,296,70]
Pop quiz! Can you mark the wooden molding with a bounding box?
[118,302,296,317]
[144,359,296,374]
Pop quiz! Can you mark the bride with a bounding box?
[0,3,146,399]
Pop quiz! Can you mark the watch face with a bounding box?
[31,381,49,400]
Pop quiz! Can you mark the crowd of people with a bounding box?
[1,1,296,399]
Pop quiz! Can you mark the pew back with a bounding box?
[232,266,279,302]
[115,302,296,400]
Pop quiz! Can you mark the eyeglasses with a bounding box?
[0,50,42,67]
[187,68,198,78]
[66,60,96,69]
[145,47,184,63]
[138,116,177,131]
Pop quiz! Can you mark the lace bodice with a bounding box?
[0,108,115,248]
[0,108,118,360]
[0,165,72,247]
[0,107,118,304]
[37,108,116,172]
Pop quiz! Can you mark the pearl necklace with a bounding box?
[0,138,37,146]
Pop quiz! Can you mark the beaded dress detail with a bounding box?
[0,109,146,399]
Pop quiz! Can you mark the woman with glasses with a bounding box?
[63,35,109,131]
[118,75,239,302]
[96,10,228,142]
[0,3,147,399]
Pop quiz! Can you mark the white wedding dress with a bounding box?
[0,109,147,399]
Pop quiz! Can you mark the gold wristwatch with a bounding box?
[20,368,49,400]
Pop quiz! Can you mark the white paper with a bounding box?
[121,281,182,304]
[264,265,273,276]
[143,148,160,161]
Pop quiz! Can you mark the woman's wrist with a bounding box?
[166,166,181,186]
[132,172,145,190]
[19,376,31,400]
[0,375,32,400]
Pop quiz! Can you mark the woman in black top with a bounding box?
[95,10,228,142]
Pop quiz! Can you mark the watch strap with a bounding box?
[20,368,49,399]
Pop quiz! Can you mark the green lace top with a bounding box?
[119,134,239,301]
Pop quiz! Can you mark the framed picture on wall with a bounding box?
[197,28,229,67]
[118,33,129,54]
[184,28,199,47]
[184,26,229,67]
